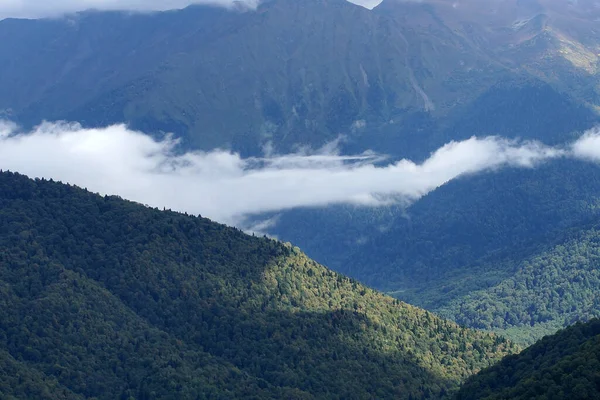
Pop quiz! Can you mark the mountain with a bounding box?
[259,0,600,346]
[342,160,600,295]
[266,159,600,283]
[0,0,598,157]
[3,0,600,363]
[456,318,600,400]
[267,159,600,342]
[0,170,517,399]
[437,214,600,345]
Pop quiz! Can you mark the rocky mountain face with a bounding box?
[0,0,598,156]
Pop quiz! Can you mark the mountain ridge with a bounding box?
[0,170,517,399]
[456,318,600,399]
[1,0,598,156]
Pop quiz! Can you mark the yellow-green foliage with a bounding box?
[262,248,516,381]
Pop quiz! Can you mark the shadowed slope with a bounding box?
[456,318,600,400]
[0,171,517,399]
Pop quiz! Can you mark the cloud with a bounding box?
[346,0,383,9]
[2,121,590,228]
[0,0,380,19]
[572,127,600,161]
[0,0,259,19]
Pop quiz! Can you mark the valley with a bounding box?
[1,0,600,398]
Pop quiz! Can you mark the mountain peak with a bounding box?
[346,0,383,9]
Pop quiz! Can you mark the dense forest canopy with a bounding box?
[438,220,600,345]
[456,318,600,400]
[276,160,600,345]
[0,171,517,399]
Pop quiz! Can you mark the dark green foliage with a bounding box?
[343,160,600,299]
[0,349,82,400]
[0,171,516,399]
[268,159,600,345]
[275,160,600,304]
[438,221,600,345]
[456,319,600,400]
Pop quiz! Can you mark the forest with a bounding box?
[271,160,600,345]
[438,222,600,345]
[0,171,516,399]
[457,318,600,400]
[2,1,600,398]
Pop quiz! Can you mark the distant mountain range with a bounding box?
[1,0,599,157]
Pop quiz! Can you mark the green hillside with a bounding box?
[272,161,600,344]
[437,218,600,345]
[270,159,600,285]
[0,171,517,399]
[263,160,600,346]
[456,319,600,400]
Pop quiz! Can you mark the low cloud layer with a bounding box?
[3,121,597,227]
[0,0,379,19]
[0,0,258,19]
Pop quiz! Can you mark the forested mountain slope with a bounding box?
[342,161,600,297]
[456,319,600,400]
[3,0,600,370]
[279,161,600,293]
[266,159,600,345]
[437,217,600,345]
[0,171,517,399]
[323,160,600,344]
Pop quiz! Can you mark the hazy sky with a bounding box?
[0,0,382,19]
[2,120,592,229]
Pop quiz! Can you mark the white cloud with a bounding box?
[1,121,585,227]
[0,120,17,138]
[0,0,380,19]
[572,126,600,161]
[0,0,258,19]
